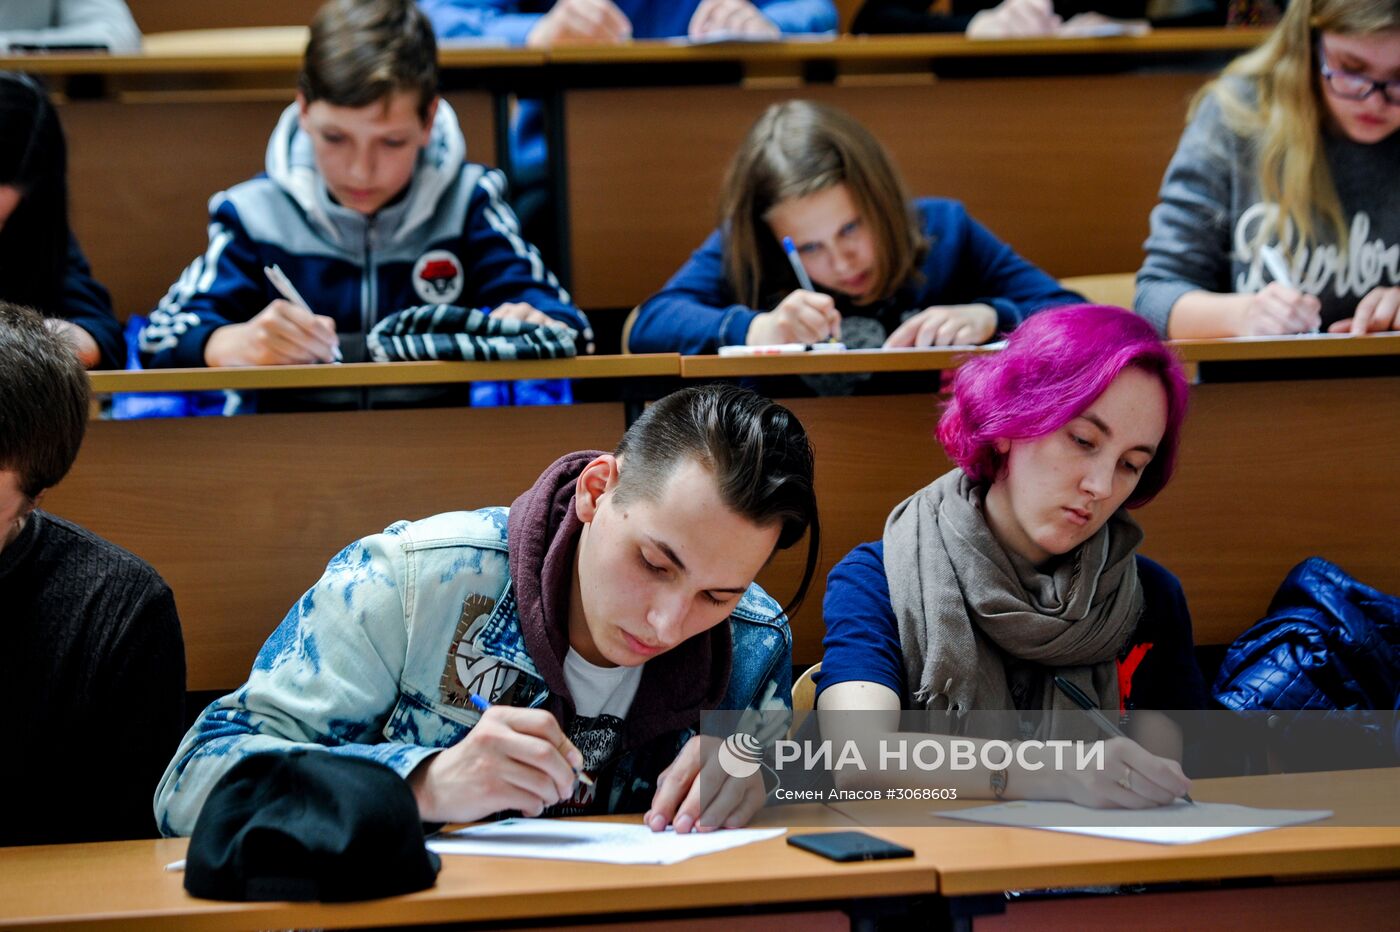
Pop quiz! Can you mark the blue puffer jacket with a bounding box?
[1214,558,1400,746]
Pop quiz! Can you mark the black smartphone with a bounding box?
[8,43,109,53]
[787,831,914,862]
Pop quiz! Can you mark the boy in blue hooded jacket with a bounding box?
[139,0,589,370]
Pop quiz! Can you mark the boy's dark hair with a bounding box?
[613,383,821,618]
[0,301,90,499]
[0,73,69,318]
[299,0,438,120]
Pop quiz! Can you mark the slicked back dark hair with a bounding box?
[299,0,438,120]
[0,301,89,498]
[613,383,821,618]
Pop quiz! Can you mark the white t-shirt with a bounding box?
[563,648,644,720]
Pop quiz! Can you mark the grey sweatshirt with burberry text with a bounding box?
[1135,81,1400,335]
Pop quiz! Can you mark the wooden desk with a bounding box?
[677,332,1400,378]
[829,769,1400,928]
[0,808,947,932]
[559,30,1265,309]
[87,354,680,394]
[2,773,1395,931]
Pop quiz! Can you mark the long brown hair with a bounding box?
[1198,0,1400,254]
[719,100,925,309]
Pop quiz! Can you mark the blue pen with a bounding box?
[781,236,841,343]
[468,693,594,786]
[781,236,817,292]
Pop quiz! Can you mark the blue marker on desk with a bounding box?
[468,693,594,786]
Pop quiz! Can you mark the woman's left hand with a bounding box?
[1329,286,1400,334]
[884,304,997,348]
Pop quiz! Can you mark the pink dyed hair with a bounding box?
[937,305,1189,508]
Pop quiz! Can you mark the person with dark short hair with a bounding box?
[156,383,820,837]
[0,301,186,846]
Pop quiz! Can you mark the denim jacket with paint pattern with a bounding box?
[154,507,793,837]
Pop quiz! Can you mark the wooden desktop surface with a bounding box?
[678,332,1400,378]
[2,771,1395,930]
[0,807,937,932]
[87,354,680,394]
[829,768,1400,896]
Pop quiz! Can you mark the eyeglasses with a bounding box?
[1318,43,1400,105]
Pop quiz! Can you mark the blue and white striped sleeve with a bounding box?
[456,168,593,347]
[137,196,270,369]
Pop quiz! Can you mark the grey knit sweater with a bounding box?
[1135,81,1400,334]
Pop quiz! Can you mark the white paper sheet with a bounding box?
[428,818,786,864]
[940,800,1333,844]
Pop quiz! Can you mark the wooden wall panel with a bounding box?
[128,0,324,34]
[42,376,1400,686]
[567,74,1204,309]
[44,403,626,691]
[61,91,496,320]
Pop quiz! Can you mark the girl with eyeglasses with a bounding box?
[1136,0,1400,339]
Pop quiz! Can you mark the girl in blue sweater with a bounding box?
[630,100,1081,368]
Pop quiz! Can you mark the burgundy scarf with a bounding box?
[507,452,734,748]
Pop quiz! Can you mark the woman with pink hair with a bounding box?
[816,305,1207,807]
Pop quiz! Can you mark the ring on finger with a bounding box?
[1117,765,1133,792]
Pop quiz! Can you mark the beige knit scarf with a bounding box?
[883,469,1143,742]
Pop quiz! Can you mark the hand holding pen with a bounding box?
[744,236,842,345]
[1249,245,1321,336]
[263,264,343,363]
[1053,675,1195,807]
[404,693,590,823]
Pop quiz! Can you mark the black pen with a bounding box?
[1052,674,1194,804]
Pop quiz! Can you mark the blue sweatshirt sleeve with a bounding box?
[137,196,272,369]
[630,229,759,354]
[814,541,906,703]
[60,234,125,370]
[754,0,838,33]
[456,168,592,344]
[417,0,540,45]
[917,199,1085,334]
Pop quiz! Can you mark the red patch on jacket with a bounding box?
[1117,643,1153,714]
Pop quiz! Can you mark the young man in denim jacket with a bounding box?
[155,384,820,835]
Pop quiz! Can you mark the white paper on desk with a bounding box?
[428,818,785,864]
[940,801,1332,844]
[666,32,830,46]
